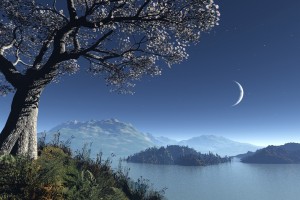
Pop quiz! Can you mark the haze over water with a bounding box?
[124,159,300,200]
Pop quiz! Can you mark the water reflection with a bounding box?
[122,160,300,200]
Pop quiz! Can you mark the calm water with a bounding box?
[122,159,300,200]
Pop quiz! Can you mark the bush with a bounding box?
[0,135,166,200]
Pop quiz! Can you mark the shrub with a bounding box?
[0,135,166,200]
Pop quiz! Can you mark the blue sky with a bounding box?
[1,0,300,146]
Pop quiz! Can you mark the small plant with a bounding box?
[38,131,74,156]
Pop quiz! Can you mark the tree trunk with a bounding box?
[0,85,44,159]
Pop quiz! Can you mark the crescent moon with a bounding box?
[232,81,244,106]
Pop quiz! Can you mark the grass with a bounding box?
[0,133,166,200]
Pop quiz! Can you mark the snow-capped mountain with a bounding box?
[42,119,156,158]
[41,119,261,158]
[178,135,261,156]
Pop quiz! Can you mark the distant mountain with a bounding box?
[151,135,178,146]
[242,143,300,164]
[178,135,261,156]
[40,119,260,158]
[41,119,157,158]
[127,145,231,166]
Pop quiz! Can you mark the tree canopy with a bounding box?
[0,0,220,94]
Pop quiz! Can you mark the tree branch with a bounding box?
[34,23,75,80]
[65,30,114,59]
[67,0,78,21]
[71,27,80,51]
[0,55,23,88]
[32,31,56,69]
[135,0,151,17]
[0,27,18,55]
[13,49,33,67]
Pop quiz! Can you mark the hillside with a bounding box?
[126,145,231,166]
[242,143,300,164]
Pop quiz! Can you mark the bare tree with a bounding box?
[0,0,220,159]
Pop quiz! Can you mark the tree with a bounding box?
[0,0,220,159]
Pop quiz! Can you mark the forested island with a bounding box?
[126,145,231,166]
[242,143,300,164]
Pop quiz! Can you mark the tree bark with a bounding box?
[0,84,44,159]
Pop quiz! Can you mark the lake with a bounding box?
[122,159,300,200]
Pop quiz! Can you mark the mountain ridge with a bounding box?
[41,118,261,158]
[178,135,261,156]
